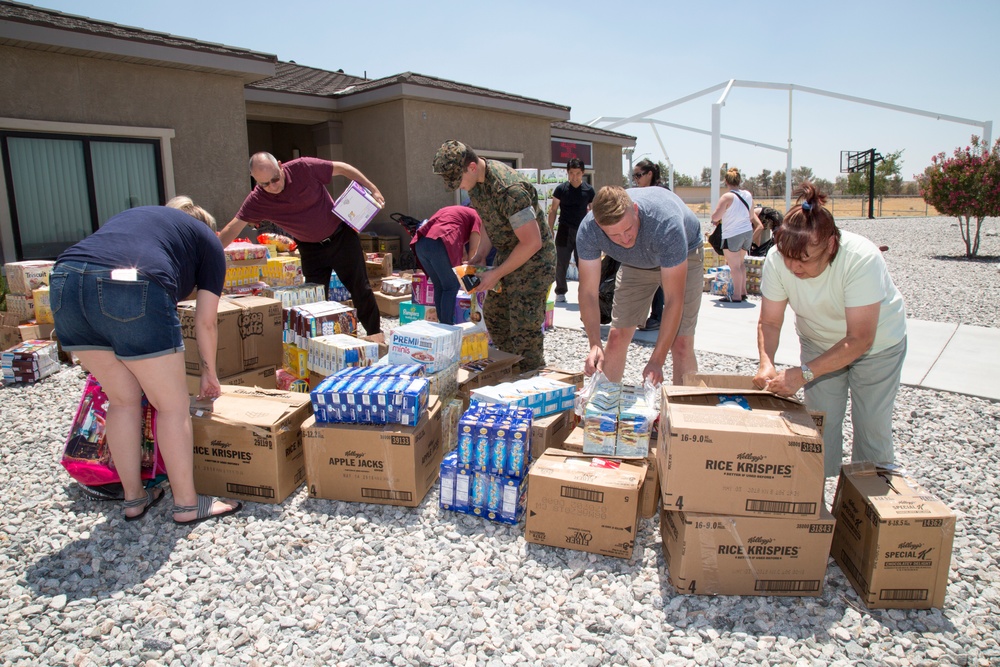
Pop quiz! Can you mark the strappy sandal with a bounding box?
[123,487,165,522]
[172,495,242,526]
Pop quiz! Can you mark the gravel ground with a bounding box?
[2,217,999,667]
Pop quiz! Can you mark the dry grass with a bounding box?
[686,196,939,218]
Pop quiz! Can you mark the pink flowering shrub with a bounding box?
[917,136,1000,257]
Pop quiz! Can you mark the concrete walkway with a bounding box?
[550,281,1000,401]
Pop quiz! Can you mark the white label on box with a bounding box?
[332,181,382,232]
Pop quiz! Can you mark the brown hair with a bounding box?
[773,181,840,262]
[724,167,741,187]
[591,186,633,227]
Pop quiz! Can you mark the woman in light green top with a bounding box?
[754,182,907,477]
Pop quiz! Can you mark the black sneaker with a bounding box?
[638,318,660,331]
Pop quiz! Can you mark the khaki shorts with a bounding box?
[611,244,703,335]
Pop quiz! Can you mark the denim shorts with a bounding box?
[49,261,184,360]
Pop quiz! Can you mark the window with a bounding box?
[2,132,164,260]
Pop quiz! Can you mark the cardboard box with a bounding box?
[638,448,659,519]
[375,290,409,317]
[658,386,825,518]
[376,235,402,258]
[830,463,956,609]
[660,506,836,596]
[524,449,646,559]
[540,428,658,519]
[682,373,825,435]
[560,425,584,453]
[1,311,24,349]
[5,294,34,321]
[179,295,283,377]
[530,409,577,460]
[398,300,437,324]
[366,253,393,281]
[1,312,55,351]
[302,398,443,507]
[4,260,54,295]
[359,233,377,253]
[333,181,382,232]
[185,365,277,395]
[359,334,389,359]
[457,349,521,408]
[517,367,585,391]
[189,386,312,504]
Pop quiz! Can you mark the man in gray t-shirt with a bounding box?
[576,186,704,384]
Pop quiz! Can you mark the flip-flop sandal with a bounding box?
[172,495,242,526]
[123,487,165,522]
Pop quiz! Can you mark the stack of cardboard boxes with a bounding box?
[3,260,54,323]
[178,295,284,394]
[657,375,834,596]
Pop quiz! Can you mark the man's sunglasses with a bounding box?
[257,174,281,188]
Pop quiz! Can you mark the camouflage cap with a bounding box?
[432,139,469,191]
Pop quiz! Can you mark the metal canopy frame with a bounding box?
[589,80,993,213]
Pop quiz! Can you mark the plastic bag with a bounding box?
[257,232,297,253]
[574,371,610,418]
[60,375,166,487]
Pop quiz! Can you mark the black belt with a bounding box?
[299,225,344,247]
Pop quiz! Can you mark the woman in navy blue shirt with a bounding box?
[51,199,241,525]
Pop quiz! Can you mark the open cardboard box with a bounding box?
[830,462,956,609]
[189,386,312,504]
[659,384,825,518]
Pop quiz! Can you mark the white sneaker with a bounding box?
[555,294,566,303]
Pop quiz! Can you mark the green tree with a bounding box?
[879,151,905,195]
[671,171,694,187]
[917,136,1000,258]
[844,150,905,195]
[792,166,815,186]
[771,170,786,197]
[758,169,772,196]
[813,177,834,194]
[699,166,712,186]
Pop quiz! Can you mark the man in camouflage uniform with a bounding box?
[433,140,556,371]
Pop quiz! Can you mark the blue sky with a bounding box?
[30,0,999,182]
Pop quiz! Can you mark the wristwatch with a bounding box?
[801,364,815,383]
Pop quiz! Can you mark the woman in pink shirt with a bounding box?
[409,205,482,325]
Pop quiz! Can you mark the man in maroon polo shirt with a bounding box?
[218,152,385,337]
